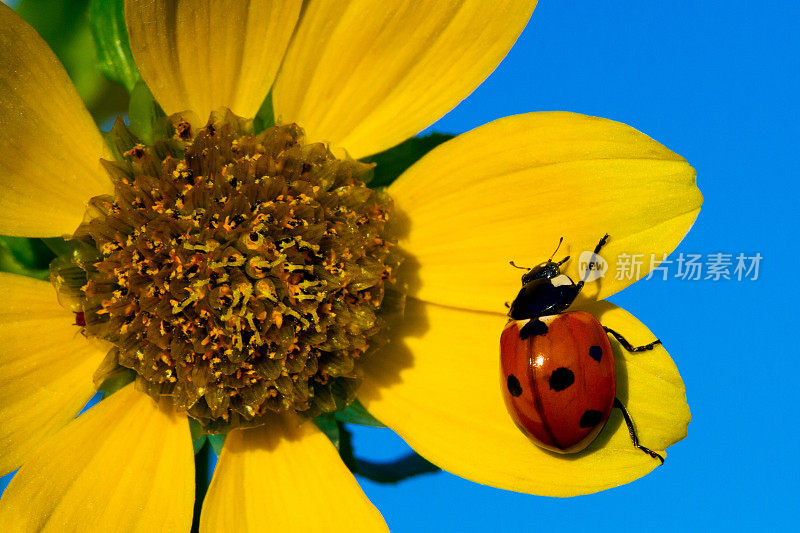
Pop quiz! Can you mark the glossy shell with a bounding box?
[500,311,616,453]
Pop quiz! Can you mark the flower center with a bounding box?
[54,111,401,432]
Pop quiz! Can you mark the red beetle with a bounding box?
[500,235,663,462]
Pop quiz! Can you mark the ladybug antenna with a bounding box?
[548,237,564,262]
[509,260,530,271]
[556,255,570,267]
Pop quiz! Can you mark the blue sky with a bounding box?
[2,1,797,530]
[362,2,796,530]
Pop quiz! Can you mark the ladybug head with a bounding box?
[510,237,571,286]
[518,256,570,285]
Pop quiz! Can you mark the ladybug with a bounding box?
[73,311,86,328]
[500,235,664,462]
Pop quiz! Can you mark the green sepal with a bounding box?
[192,437,207,455]
[335,399,385,427]
[128,80,168,145]
[188,420,226,456]
[253,90,275,133]
[207,434,227,456]
[41,237,77,260]
[0,237,53,279]
[190,421,228,455]
[189,419,208,454]
[313,413,340,450]
[361,133,455,188]
[89,0,140,92]
[105,116,140,160]
[97,367,136,399]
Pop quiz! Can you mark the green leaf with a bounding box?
[0,237,53,279]
[15,0,128,120]
[15,0,91,65]
[361,133,455,189]
[253,90,275,133]
[89,0,140,92]
[313,413,340,450]
[335,399,385,427]
[1,236,37,266]
[0,249,47,279]
[128,80,168,145]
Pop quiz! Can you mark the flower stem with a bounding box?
[338,423,440,484]
[191,441,213,533]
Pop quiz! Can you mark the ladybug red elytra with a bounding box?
[73,311,86,328]
[500,235,664,463]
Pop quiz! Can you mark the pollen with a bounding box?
[54,111,402,432]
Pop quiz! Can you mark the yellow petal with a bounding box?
[126,0,301,121]
[0,4,112,237]
[201,413,387,532]
[359,297,689,496]
[0,384,194,531]
[273,0,536,158]
[0,273,106,476]
[389,112,702,313]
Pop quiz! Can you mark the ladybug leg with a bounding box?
[613,398,665,464]
[592,233,610,255]
[603,327,661,352]
[575,234,611,291]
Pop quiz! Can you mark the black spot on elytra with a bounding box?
[580,409,603,428]
[507,374,523,397]
[589,345,603,362]
[519,319,548,340]
[548,367,574,391]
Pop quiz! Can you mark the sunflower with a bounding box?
[0,1,702,530]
